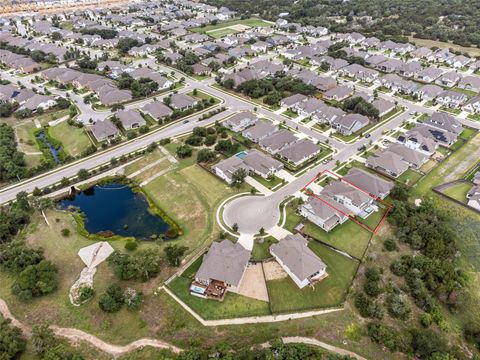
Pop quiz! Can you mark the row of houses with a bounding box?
[0,83,57,112]
[366,112,463,178]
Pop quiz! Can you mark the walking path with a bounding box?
[127,157,167,179]
[0,296,366,359]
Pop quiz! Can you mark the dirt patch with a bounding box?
[263,260,288,281]
[229,24,251,32]
[236,263,269,302]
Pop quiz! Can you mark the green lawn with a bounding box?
[467,113,480,122]
[413,133,480,197]
[284,206,372,259]
[282,110,299,118]
[397,168,424,186]
[48,121,92,157]
[167,257,271,319]
[251,174,284,190]
[251,236,278,261]
[442,182,472,202]
[206,28,238,39]
[267,241,359,313]
[191,18,272,34]
[459,128,477,141]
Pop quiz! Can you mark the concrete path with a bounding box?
[140,165,175,186]
[268,225,292,240]
[245,176,272,195]
[127,157,167,179]
[237,233,255,250]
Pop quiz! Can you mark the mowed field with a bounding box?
[191,17,272,39]
[48,121,93,157]
[408,36,480,57]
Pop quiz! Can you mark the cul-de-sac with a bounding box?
[0,1,479,359]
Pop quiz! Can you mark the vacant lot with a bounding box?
[267,241,359,313]
[442,182,472,202]
[192,18,271,34]
[408,36,480,57]
[48,121,92,157]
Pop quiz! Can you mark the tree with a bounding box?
[108,249,163,281]
[0,241,44,273]
[124,288,143,311]
[196,149,215,163]
[11,260,58,300]
[231,168,247,186]
[390,183,410,201]
[76,168,89,180]
[31,325,56,357]
[116,37,141,54]
[164,244,188,267]
[176,144,192,158]
[0,318,26,359]
[98,284,124,312]
[14,108,32,119]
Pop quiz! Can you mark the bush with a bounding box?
[164,244,188,267]
[0,242,44,273]
[124,288,143,311]
[61,228,70,237]
[367,322,398,352]
[11,260,58,300]
[108,249,162,282]
[421,312,433,327]
[176,144,192,158]
[387,293,411,321]
[78,286,94,303]
[124,239,138,251]
[98,284,124,312]
[0,318,26,359]
[383,238,398,251]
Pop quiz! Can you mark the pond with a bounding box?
[36,130,61,164]
[59,183,170,240]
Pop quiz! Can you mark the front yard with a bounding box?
[48,121,93,157]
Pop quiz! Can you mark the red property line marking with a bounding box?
[302,169,393,235]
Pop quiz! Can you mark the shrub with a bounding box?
[164,244,188,267]
[176,144,192,158]
[124,239,138,251]
[383,238,398,251]
[61,228,70,237]
[367,322,398,352]
[0,318,26,359]
[108,249,162,282]
[387,293,411,321]
[11,260,58,300]
[421,312,433,327]
[124,288,143,311]
[98,284,124,312]
[78,286,94,302]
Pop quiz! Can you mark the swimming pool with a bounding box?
[236,150,248,159]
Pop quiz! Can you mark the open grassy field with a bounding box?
[413,133,480,197]
[191,18,272,34]
[408,36,480,57]
[35,108,70,126]
[167,257,271,319]
[207,27,238,39]
[15,120,44,168]
[48,121,92,157]
[284,206,372,259]
[267,241,359,313]
[442,182,472,202]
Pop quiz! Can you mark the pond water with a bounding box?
[36,130,61,164]
[59,183,170,240]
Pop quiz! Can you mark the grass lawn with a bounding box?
[35,108,70,126]
[284,206,372,259]
[15,121,44,167]
[413,133,480,197]
[397,168,424,186]
[460,127,477,140]
[267,241,359,313]
[467,113,480,122]
[251,236,278,261]
[143,161,247,258]
[192,18,272,34]
[442,182,472,202]
[206,28,238,39]
[48,121,92,157]
[440,106,461,115]
[251,174,284,190]
[282,109,298,118]
[167,257,271,319]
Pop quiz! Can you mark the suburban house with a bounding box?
[463,96,480,113]
[242,120,278,142]
[299,195,349,232]
[425,112,463,139]
[277,139,320,167]
[242,149,284,178]
[223,112,258,132]
[168,93,198,110]
[19,94,56,112]
[191,240,250,300]
[321,181,375,218]
[115,109,146,130]
[435,71,461,87]
[213,156,250,184]
[366,151,409,178]
[192,63,212,76]
[397,128,438,156]
[270,234,327,289]
[91,119,120,142]
[141,101,173,121]
[434,90,468,109]
[312,106,345,124]
[332,113,369,136]
[259,129,298,154]
[372,99,395,117]
[458,75,480,93]
[280,94,308,109]
[415,84,443,101]
[323,86,353,102]
[415,67,444,83]
[387,143,428,169]
[342,168,394,199]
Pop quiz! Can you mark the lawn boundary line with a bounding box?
[161,286,344,325]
